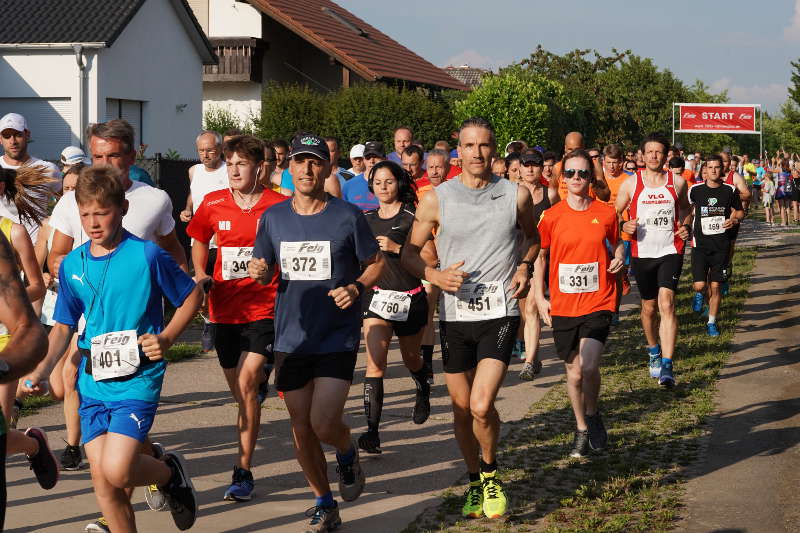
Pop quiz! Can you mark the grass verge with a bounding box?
[406,247,757,533]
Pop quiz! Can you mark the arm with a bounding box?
[180,166,195,223]
[328,252,385,309]
[191,240,210,283]
[0,233,48,382]
[48,230,74,278]
[20,322,73,393]
[733,173,752,207]
[10,223,45,302]
[591,167,610,202]
[615,176,638,235]
[512,185,541,298]
[547,184,561,206]
[533,248,551,326]
[157,230,189,272]
[675,176,692,240]
[33,219,51,270]
[324,173,342,198]
[139,284,203,360]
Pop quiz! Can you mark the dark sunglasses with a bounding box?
[563,168,592,180]
[1,131,24,139]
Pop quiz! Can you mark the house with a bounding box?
[0,0,216,160]
[189,0,468,124]
[444,65,491,88]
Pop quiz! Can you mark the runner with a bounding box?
[761,172,776,225]
[248,133,382,532]
[718,151,752,295]
[271,139,291,194]
[401,145,426,182]
[0,224,49,531]
[601,144,633,320]
[505,152,522,182]
[541,151,558,186]
[341,141,384,211]
[517,149,559,380]
[325,137,353,193]
[186,135,285,502]
[281,134,342,198]
[533,148,624,457]
[388,126,414,164]
[550,132,609,201]
[261,141,280,192]
[615,133,690,387]
[358,160,431,454]
[43,166,202,531]
[687,155,744,337]
[347,144,365,175]
[401,117,541,520]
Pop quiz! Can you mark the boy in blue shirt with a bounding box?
[47,166,202,531]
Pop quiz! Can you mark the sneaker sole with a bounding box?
[223,491,253,502]
[659,378,676,388]
[25,427,59,489]
[166,452,198,530]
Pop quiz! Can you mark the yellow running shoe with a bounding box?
[461,481,483,518]
[481,471,507,519]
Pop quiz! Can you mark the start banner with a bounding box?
[677,103,759,134]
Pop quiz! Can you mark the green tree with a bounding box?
[452,70,582,152]
[203,105,251,135]
[789,59,800,107]
[255,83,326,141]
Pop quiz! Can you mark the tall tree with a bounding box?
[789,59,800,107]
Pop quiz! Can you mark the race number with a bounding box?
[368,289,411,321]
[455,281,506,321]
[700,216,725,235]
[221,246,253,280]
[90,329,140,381]
[558,262,599,294]
[280,241,332,280]
[642,207,674,230]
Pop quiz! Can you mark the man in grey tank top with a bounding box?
[402,117,540,520]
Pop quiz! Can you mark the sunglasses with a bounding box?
[1,131,24,139]
[563,168,592,180]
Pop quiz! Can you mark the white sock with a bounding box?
[708,315,716,324]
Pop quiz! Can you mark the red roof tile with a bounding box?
[248,0,469,91]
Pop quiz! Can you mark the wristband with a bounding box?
[353,281,365,297]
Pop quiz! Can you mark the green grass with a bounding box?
[406,247,757,533]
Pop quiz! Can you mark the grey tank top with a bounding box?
[436,176,521,321]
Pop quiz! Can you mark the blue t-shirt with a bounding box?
[335,168,354,190]
[253,197,379,354]
[341,174,378,211]
[129,165,155,187]
[279,168,294,191]
[54,231,195,403]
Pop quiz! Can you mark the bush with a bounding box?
[255,83,326,141]
[203,105,251,135]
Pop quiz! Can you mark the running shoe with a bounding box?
[84,517,110,532]
[9,398,22,429]
[24,427,59,489]
[336,444,365,502]
[412,379,431,425]
[201,320,214,352]
[569,429,589,458]
[461,482,483,518]
[357,430,381,454]
[585,412,608,451]
[707,323,720,337]
[648,345,662,378]
[224,466,255,502]
[161,451,198,530]
[659,361,676,388]
[480,471,507,519]
[518,360,542,381]
[692,292,704,313]
[60,443,83,471]
[144,442,168,511]
[303,502,341,533]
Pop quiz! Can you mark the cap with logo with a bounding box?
[362,141,385,159]
[349,144,365,159]
[61,146,91,166]
[289,134,329,161]
[0,113,27,133]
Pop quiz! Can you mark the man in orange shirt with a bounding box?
[549,132,610,201]
[534,148,624,459]
[602,144,632,300]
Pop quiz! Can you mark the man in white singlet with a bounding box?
[615,133,690,388]
[180,130,228,224]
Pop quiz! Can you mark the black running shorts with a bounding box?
[212,318,274,369]
[274,351,358,392]
[691,247,729,284]
[552,311,612,362]
[631,253,684,300]
[439,316,520,373]
[362,290,429,337]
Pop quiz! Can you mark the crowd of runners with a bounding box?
[0,110,769,532]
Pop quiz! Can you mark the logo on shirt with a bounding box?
[218,220,231,231]
[491,194,504,200]
[591,218,599,224]
[71,273,86,286]
[708,198,718,206]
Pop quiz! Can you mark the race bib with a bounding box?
[221,246,253,280]
[455,281,506,321]
[642,207,674,230]
[369,289,411,321]
[90,329,140,381]
[701,216,725,235]
[558,262,599,294]
[280,241,331,280]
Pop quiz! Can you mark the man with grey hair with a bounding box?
[180,130,227,223]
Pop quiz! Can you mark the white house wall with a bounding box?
[209,0,262,38]
[202,81,261,128]
[98,0,203,159]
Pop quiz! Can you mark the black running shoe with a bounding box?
[357,431,381,454]
[161,452,198,530]
[412,381,431,425]
[25,427,59,489]
[569,429,589,458]
[60,443,83,471]
[586,412,608,451]
[336,444,365,502]
[304,503,341,533]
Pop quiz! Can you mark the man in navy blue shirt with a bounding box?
[341,141,384,211]
[249,133,384,532]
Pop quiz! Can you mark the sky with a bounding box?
[336,0,800,114]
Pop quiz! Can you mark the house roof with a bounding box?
[444,65,490,88]
[0,0,216,64]
[248,0,468,91]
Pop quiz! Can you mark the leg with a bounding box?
[657,288,678,360]
[523,295,541,365]
[468,359,507,464]
[84,435,137,533]
[397,330,425,373]
[708,281,722,318]
[62,341,82,448]
[363,319,392,379]
[283,382,330,498]
[578,338,604,416]
[564,353,587,431]
[362,319,391,445]
[640,298,659,348]
[235,353,266,471]
[444,370,480,473]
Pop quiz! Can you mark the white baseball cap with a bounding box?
[686,154,695,161]
[350,144,365,159]
[60,146,91,166]
[0,113,27,133]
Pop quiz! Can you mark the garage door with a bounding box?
[0,97,73,160]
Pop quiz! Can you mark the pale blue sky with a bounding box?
[336,0,800,113]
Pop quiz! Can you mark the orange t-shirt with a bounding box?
[537,200,619,317]
[554,160,597,200]
[681,168,695,182]
[604,170,631,241]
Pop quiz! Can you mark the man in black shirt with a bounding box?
[687,154,744,337]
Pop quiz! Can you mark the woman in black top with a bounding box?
[359,161,431,454]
